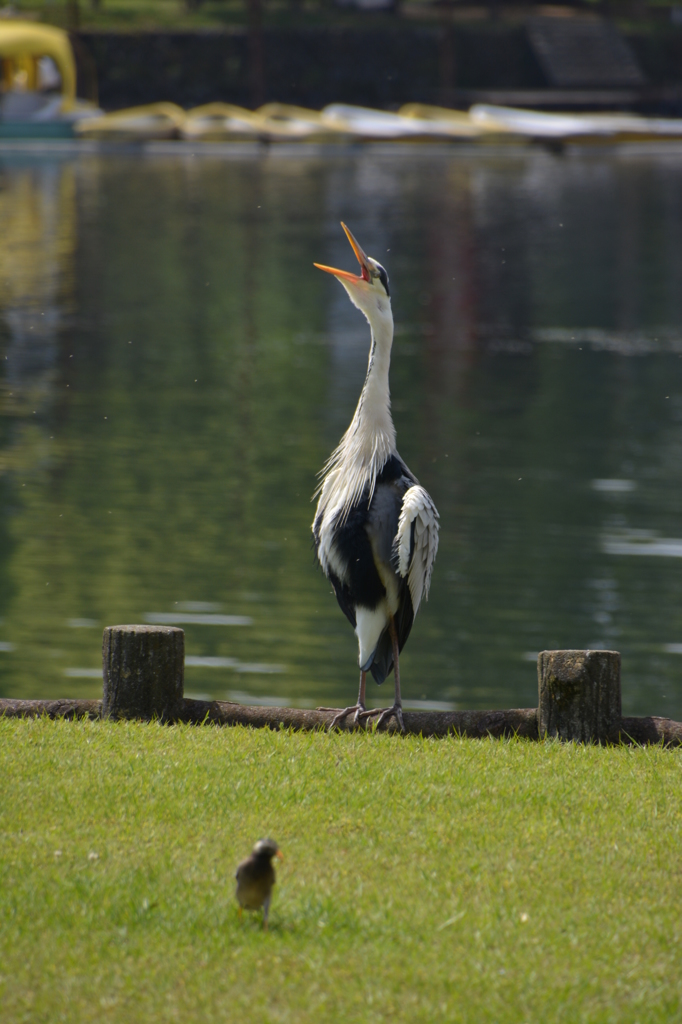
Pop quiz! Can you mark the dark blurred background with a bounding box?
[6,0,682,112]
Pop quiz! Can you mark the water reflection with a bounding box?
[1,146,682,717]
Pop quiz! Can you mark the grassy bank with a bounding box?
[9,0,419,33]
[1,718,681,1023]
[12,0,680,34]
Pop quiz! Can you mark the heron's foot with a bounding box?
[316,704,367,730]
[358,703,405,733]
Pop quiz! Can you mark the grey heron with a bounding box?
[312,223,439,732]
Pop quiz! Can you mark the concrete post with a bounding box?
[102,625,184,721]
[538,649,621,743]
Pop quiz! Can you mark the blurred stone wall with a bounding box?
[74,26,543,110]
[73,25,682,112]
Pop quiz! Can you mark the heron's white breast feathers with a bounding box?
[394,485,439,614]
[314,405,396,529]
[315,484,347,582]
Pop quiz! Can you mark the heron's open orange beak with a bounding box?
[314,222,372,284]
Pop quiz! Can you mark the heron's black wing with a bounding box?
[394,578,415,654]
[364,471,417,685]
[327,569,356,629]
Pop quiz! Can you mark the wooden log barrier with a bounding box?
[182,699,539,738]
[0,635,681,745]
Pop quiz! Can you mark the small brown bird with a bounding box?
[235,838,284,930]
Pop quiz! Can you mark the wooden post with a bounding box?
[538,649,621,743]
[438,23,457,107]
[102,625,184,722]
[248,0,266,108]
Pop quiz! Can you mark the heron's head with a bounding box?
[315,223,391,324]
[252,838,284,862]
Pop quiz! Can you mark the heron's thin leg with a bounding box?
[391,617,402,708]
[317,670,367,729]
[357,617,405,732]
[358,668,367,707]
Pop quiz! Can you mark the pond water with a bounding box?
[1,144,682,717]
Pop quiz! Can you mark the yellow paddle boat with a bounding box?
[0,20,100,137]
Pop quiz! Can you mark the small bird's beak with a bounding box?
[314,222,372,284]
[276,850,284,861]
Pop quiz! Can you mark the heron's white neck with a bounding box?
[316,295,396,521]
[350,302,396,448]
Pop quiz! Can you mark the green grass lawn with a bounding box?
[1,717,681,1023]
